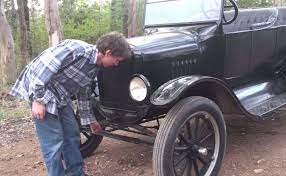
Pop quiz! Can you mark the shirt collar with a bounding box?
[89,45,98,64]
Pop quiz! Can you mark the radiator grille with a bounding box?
[171,57,197,78]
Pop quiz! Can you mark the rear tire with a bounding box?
[80,131,103,158]
[153,96,226,176]
[77,98,104,158]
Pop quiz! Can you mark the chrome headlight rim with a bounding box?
[129,74,151,102]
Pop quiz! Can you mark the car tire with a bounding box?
[77,98,104,158]
[153,96,226,176]
[80,132,103,158]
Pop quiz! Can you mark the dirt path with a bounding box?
[1,111,286,176]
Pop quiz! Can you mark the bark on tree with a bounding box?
[122,0,129,37]
[111,0,117,31]
[17,0,30,70]
[111,0,124,32]
[24,0,32,56]
[44,0,64,46]
[127,0,137,37]
[273,0,283,6]
[123,0,137,37]
[4,0,17,33]
[0,0,16,85]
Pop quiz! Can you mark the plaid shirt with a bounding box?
[10,39,99,125]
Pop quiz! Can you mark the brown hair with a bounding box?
[96,32,131,59]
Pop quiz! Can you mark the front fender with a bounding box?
[150,76,206,106]
[150,75,259,120]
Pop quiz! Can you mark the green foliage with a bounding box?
[0,110,5,120]
[4,0,148,73]
[7,0,286,74]
[30,14,48,58]
[60,1,112,44]
[236,0,286,8]
[110,0,125,32]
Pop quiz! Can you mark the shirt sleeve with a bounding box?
[30,40,86,104]
[76,87,97,125]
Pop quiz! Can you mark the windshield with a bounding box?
[145,0,223,26]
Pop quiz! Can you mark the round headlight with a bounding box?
[129,75,149,101]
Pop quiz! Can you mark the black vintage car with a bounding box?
[78,0,286,175]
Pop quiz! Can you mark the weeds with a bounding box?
[0,85,30,121]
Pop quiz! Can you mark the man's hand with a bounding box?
[32,101,46,120]
[90,122,102,133]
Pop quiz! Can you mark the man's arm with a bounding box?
[76,87,102,132]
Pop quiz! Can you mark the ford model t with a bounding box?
[78,0,286,175]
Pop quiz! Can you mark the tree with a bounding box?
[122,0,128,36]
[62,0,75,22]
[136,0,145,35]
[113,0,137,37]
[4,0,17,33]
[30,0,48,58]
[273,0,284,6]
[122,0,137,37]
[44,0,64,46]
[237,0,280,8]
[127,0,137,37]
[111,0,124,32]
[17,0,31,70]
[0,0,16,85]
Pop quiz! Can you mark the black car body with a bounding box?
[98,5,286,123]
[80,0,286,175]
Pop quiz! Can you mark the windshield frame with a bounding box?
[143,0,225,28]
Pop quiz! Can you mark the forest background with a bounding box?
[1,0,286,87]
[2,2,286,175]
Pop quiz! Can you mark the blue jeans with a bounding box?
[33,105,84,176]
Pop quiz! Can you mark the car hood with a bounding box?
[127,31,199,55]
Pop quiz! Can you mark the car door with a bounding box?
[250,9,278,77]
[223,8,278,86]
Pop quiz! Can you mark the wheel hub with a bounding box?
[189,144,208,156]
[198,147,208,156]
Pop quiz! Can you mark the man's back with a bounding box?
[10,39,98,124]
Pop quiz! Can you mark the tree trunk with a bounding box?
[111,0,124,32]
[4,0,17,33]
[273,0,283,6]
[24,0,32,56]
[0,0,17,85]
[44,0,64,46]
[17,0,30,70]
[122,0,137,37]
[110,0,117,31]
[122,0,129,37]
[127,0,137,37]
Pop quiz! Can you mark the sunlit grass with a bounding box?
[0,85,31,121]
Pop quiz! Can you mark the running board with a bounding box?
[234,79,286,120]
[246,93,286,118]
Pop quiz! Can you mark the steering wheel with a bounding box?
[223,0,239,25]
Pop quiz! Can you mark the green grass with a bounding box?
[0,84,11,92]
[0,85,30,121]
[0,110,5,121]
[0,99,30,121]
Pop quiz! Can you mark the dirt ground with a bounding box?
[1,110,286,176]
